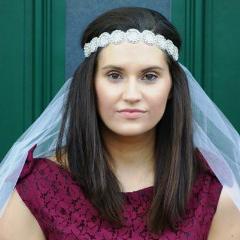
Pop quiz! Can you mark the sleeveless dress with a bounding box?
[15,144,222,240]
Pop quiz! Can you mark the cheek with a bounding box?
[150,98,166,117]
[148,90,171,120]
[95,83,115,116]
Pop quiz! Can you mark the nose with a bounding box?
[122,79,142,102]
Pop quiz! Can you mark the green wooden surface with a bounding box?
[172,0,240,133]
[0,0,65,160]
[1,0,239,162]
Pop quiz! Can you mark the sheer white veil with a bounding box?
[0,63,239,218]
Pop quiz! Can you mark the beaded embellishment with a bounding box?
[83,29,179,61]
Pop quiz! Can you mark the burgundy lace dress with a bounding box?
[15,144,222,239]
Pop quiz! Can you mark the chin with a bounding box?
[108,125,155,137]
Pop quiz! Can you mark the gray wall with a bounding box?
[65,0,171,79]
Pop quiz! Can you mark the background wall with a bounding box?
[0,0,239,162]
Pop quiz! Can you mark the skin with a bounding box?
[94,42,172,192]
[207,188,240,239]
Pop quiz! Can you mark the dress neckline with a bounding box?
[121,185,154,195]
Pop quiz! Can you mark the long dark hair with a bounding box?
[56,7,202,234]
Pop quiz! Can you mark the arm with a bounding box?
[208,187,240,239]
[0,189,46,240]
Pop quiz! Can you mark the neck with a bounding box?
[101,127,156,174]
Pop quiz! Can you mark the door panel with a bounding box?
[172,0,240,132]
[0,0,65,160]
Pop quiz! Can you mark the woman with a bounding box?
[0,7,240,239]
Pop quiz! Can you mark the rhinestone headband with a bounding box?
[83,28,179,61]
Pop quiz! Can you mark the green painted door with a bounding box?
[172,0,240,133]
[0,0,65,160]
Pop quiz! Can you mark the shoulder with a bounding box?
[207,187,240,239]
[0,189,46,240]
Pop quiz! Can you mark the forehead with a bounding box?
[97,42,168,69]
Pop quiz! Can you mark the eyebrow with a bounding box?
[101,65,165,72]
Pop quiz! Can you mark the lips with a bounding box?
[118,111,145,119]
[118,109,146,113]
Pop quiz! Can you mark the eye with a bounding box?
[143,73,158,81]
[106,72,159,82]
[107,72,122,81]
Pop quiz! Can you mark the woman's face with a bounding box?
[94,42,172,137]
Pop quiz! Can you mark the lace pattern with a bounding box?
[15,145,222,239]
